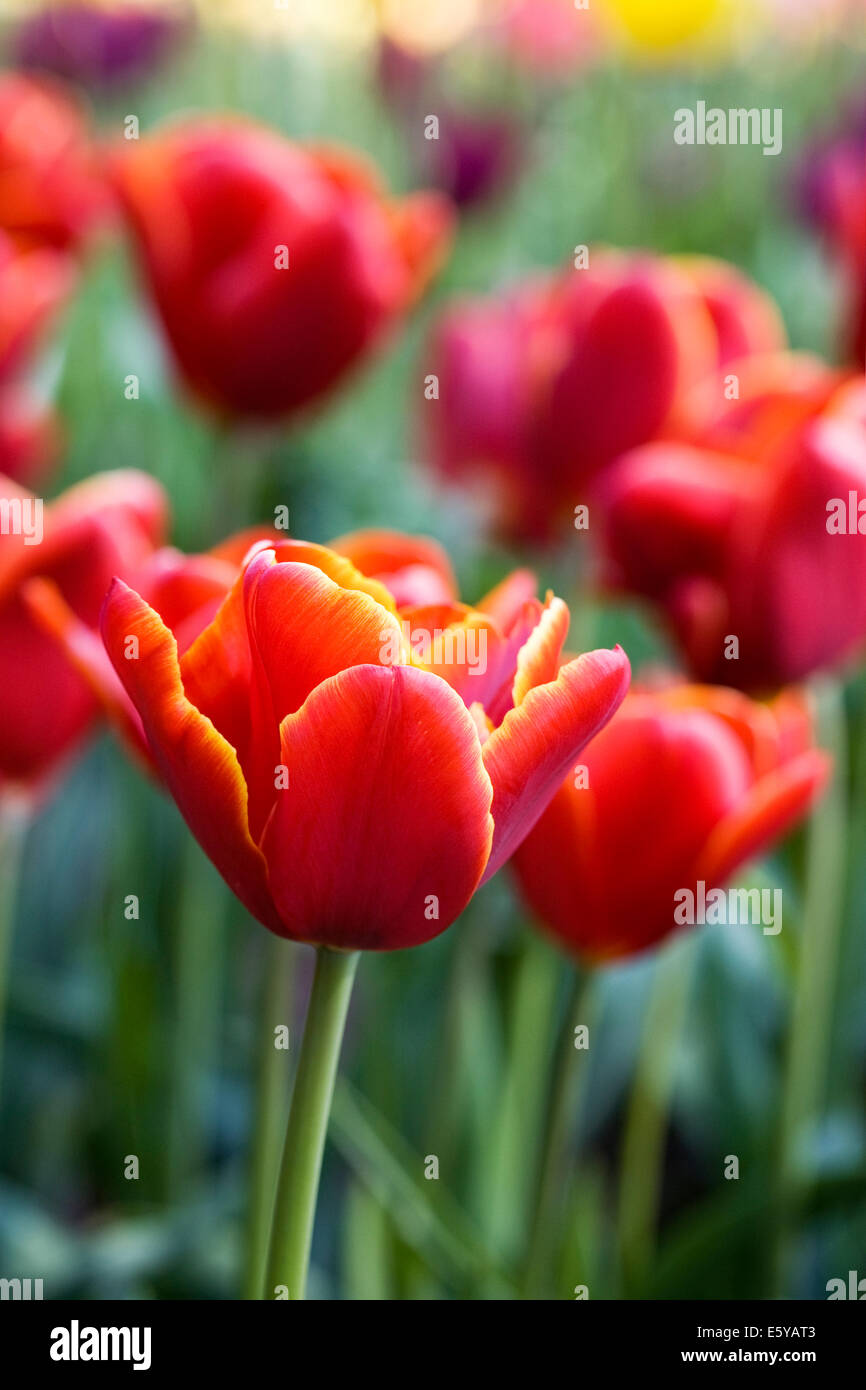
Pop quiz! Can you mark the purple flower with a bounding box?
[425,107,524,210]
[12,3,192,93]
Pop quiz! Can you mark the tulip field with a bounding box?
[0,0,865,1325]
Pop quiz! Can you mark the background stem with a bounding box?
[524,964,595,1297]
[0,799,29,1104]
[773,677,847,1293]
[165,835,226,1201]
[616,937,694,1293]
[479,932,560,1263]
[265,946,359,1300]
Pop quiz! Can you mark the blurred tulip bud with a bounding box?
[0,470,167,796]
[111,119,454,421]
[424,250,759,541]
[0,70,108,253]
[513,682,828,960]
[600,363,866,690]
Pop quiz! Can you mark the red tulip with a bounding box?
[0,231,73,498]
[673,254,786,369]
[425,250,777,540]
[0,470,166,793]
[111,120,454,420]
[0,71,106,252]
[600,359,866,690]
[328,527,460,608]
[99,534,630,949]
[0,230,74,389]
[0,386,59,487]
[27,524,279,773]
[512,682,828,961]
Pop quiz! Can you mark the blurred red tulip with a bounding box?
[673,255,787,369]
[600,362,866,691]
[0,470,167,794]
[111,120,454,421]
[512,682,828,961]
[425,250,777,541]
[329,526,459,608]
[26,524,279,773]
[99,533,630,949]
[0,229,73,493]
[0,71,107,252]
[0,230,74,389]
[0,387,60,487]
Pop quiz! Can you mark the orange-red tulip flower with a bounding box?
[33,527,529,775]
[0,232,71,495]
[0,71,106,252]
[0,470,166,793]
[600,360,866,690]
[424,250,781,540]
[512,683,828,962]
[0,230,74,390]
[100,534,630,949]
[111,120,454,421]
[27,525,280,773]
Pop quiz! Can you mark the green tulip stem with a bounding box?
[242,931,293,1299]
[264,946,360,1300]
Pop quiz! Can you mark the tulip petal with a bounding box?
[101,579,282,932]
[476,568,537,630]
[698,751,830,885]
[0,468,166,603]
[600,443,756,598]
[512,595,569,705]
[482,645,631,880]
[329,528,457,608]
[269,538,397,612]
[24,576,152,771]
[242,550,405,837]
[260,663,494,950]
[400,601,503,709]
[245,551,404,720]
[179,565,255,768]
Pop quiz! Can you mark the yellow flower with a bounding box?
[600,0,746,57]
